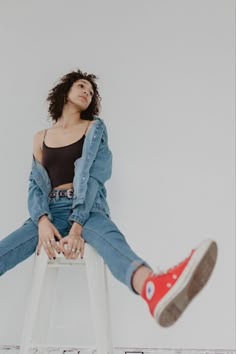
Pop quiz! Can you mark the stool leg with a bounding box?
[35,265,60,344]
[19,250,48,354]
[85,243,113,354]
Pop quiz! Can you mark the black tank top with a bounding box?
[42,122,89,188]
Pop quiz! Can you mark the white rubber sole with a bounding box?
[153,238,218,327]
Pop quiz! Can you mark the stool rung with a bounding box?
[47,257,85,265]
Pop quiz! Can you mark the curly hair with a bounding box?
[46,69,102,123]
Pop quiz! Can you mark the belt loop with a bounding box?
[55,190,59,201]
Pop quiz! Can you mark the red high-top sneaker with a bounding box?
[141,239,217,327]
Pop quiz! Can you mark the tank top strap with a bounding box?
[43,129,48,141]
[84,121,90,136]
[42,129,47,149]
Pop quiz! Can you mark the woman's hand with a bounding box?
[37,216,63,259]
[59,223,85,260]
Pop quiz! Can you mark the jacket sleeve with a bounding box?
[68,124,112,226]
[27,170,53,226]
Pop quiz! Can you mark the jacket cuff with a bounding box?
[68,213,87,227]
[36,212,53,225]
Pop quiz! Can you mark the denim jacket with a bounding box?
[27,116,112,226]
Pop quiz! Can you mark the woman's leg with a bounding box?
[0,194,74,277]
[0,218,38,276]
[81,211,153,295]
[81,211,217,328]
[131,265,153,294]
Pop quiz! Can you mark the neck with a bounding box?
[57,103,84,129]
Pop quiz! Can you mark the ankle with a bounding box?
[131,265,153,294]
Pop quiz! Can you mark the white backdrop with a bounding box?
[0,0,235,351]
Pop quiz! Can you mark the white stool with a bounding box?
[20,243,113,354]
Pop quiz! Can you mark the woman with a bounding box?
[0,69,217,327]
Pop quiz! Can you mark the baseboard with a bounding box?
[0,345,235,354]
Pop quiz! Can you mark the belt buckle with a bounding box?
[66,189,74,199]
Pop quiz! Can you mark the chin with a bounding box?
[73,102,85,110]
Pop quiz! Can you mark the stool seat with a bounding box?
[20,243,113,354]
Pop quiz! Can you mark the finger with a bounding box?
[65,240,74,258]
[55,241,62,254]
[48,238,58,258]
[42,243,51,259]
[72,238,84,260]
[59,238,67,254]
[36,241,42,256]
[66,239,78,259]
[46,238,57,258]
[43,240,55,259]
[80,240,85,259]
[54,228,63,241]
[50,238,61,254]
[71,240,79,259]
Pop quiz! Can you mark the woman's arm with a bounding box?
[68,123,112,227]
[33,130,44,163]
[27,131,53,225]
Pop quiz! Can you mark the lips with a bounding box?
[79,96,87,101]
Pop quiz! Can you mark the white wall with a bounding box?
[0,0,235,351]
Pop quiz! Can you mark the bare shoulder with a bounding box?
[33,129,47,163]
[33,129,48,148]
[34,128,46,138]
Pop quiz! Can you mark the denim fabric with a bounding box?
[28,116,112,226]
[0,191,152,294]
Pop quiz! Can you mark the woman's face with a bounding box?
[66,79,94,110]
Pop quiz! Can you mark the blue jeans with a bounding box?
[0,189,152,294]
